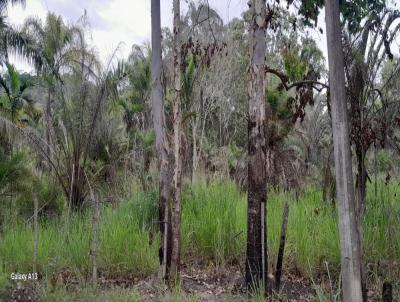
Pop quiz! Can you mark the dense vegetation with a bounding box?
[0,0,399,301]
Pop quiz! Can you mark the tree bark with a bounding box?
[151,0,173,280]
[245,0,268,292]
[170,0,183,279]
[325,1,363,301]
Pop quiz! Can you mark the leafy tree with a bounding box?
[23,13,91,167]
[0,62,33,126]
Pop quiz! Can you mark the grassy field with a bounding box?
[1,180,399,300]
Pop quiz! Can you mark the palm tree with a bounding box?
[0,0,25,11]
[0,62,33,126]
[0,0,41,66]
[22,13,86,167]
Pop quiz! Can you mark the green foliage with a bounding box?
[294,0,385,33]
[99,198,159,275]
[182,54,197,106]
[17,174,65,220]
[1,181,399,298]
[137,130,155,151]
[283,48,308,82]
[227,143,242,170]
[266,86,291,120]
[268,189,340,276]
[0,191,159,278]
[0,259,10,299]
[181,181,246,264]
[375,149,393,172]
[299,37,325,75]
[0,62,33,125]
[39,286,142,302]
[0,148,28,193]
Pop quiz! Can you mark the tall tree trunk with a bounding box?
[170,0,183,279]
[325,1,363,301]
[245,0,268,292]
[151,0,173,279]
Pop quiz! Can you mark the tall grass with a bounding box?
[267,189,340,276]
[0,179,399,292]
[0,191,159,279]
[181,181,247,264]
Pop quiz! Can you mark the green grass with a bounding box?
[0,179,399,299]
[181,181,246,264]
[0,191,159,280]
[267,189,340,276]
[38,284,142,302]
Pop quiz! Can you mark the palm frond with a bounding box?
[0,0,25,13]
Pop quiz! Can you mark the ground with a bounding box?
[5,262,386,302]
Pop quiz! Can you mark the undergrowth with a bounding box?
[0,180,399,299]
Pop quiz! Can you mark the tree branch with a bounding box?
[265,67,329,92]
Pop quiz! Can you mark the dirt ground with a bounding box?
[7,262,388,301]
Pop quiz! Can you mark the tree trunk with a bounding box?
[245,0,268,292]
[355,145,368,301]
[191,119,197,182]
[275,201,289,292]
[33,195,39,275]
[170,0,183,280]
[382,282,393,302]
[151,0,173,280]
[45,88,53,171]
[325,1,363,301]
[91,192,100,286]
[355,146,367,214]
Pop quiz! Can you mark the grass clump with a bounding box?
[181,181,246,264]
[268,189,340,276]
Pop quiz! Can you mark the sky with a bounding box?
[6,0,327,72]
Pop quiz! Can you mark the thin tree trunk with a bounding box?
[245,0,268,292]
[356,147,367,214]
[33,195,39,275]
[86,172,100,287]
[151,0,173,280]
[91,193,100,286]
[191,119,197,182]
[355,146,368,301]
[275,201,289,292]
[382,282,393,302]
[325,1,363,301]
[45,89,53,171]
[170,0,183,280]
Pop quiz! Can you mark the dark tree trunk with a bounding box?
[245,0,268,292]
[275,201,289,291]
[382,282,393,302]
[355,146,367,214]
